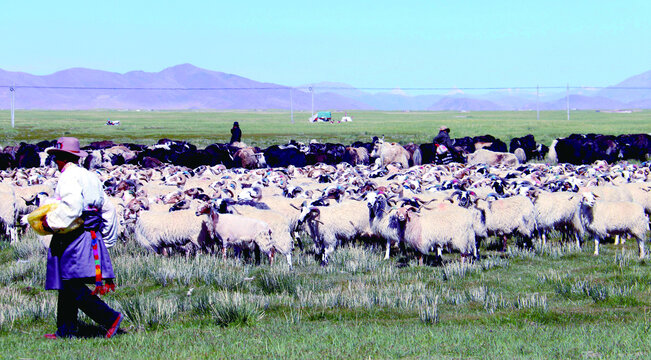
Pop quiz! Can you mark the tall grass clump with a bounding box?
[533,241,584,258]
[552,278,635,303]
[114,253,250,290]
[11,234,47,260]
[254,267,300,295]
[0,258,45,286]
[328,244,383,274]
[441,257,508,281]
[116,294,180,330]
[614,249,634,270]
[283,305,304,325]
[0,287,56,330]
[419,295,439,325]
[202,291,265,327]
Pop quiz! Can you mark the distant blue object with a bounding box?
[317,112,331,120]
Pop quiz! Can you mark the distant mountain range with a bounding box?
[0,64,649,111]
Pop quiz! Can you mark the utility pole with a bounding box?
[566,83,570,121]
[290,88,294,124]
[10,85,15,128]
[536,85,539,121]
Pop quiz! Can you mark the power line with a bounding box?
[0,85,649,91]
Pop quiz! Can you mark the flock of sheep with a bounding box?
[1,141,650,269]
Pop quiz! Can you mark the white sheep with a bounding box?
[297,199,372,265]
[135,200,213,255]
[14,183,54,217]
[395,202,478,265]
[579,192,649,258]
[531,190,583,246]
[0,183,17,242]
[365,192,402,260]
[200,203,275,264]
[230,204,294,269]
[621,182,651,215]
[474,194,536,251]
[467,149,519,167]
[370,139,410,169]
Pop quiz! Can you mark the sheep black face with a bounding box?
[169,200,190,212]
[491,180,506,195]
[366,193,387,220]
[297,207,320,225]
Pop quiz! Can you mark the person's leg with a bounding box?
[55,281,79,337]
[70,280,120,328]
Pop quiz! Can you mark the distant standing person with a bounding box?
[230,121,242,144]
[433,125,460,162]
[433,126,454,149]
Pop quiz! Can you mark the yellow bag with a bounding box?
[26,202,84,236]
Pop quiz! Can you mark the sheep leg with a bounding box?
[436,245,442,257]
[474,237,481,260]
[383,239,391,260]
[286,253,293,270]
[418,254,424,266]
[268,247,276,266]
[399,241,408,257]
[222,247,227,260]
[594,237,600,256]
[254,246,261,265]
[296,236,304,251]
[9,226,17,243]
[574,233,582,248]
[541,232,547,247]
[638,239,646,259]
[321,245,334,266]
[614,235,620,246]
[502,235,508,252]
[291,230,304,251]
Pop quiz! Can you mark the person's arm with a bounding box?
[45,171,83,230]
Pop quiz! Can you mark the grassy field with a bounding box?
[1,232,650,359]
[1,109,650,148]
[0,110,650,359]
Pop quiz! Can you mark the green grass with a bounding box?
[1,109,649,148]
[1,230,651,359]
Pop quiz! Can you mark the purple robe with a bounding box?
[45,210,115,290]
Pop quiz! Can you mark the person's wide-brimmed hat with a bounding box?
[233,121,239,126]
[47,137,88,158]
[439,126,450,132]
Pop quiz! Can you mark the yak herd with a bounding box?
[0,132,649,267]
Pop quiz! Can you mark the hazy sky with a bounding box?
[2,0,649,88]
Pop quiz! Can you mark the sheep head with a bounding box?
[298,206,321,225]
[195,202,211,216]
[581,192,598,207]
[449,190,475,208]
[396,206,419,222]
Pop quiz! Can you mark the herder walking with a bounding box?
[37,137,123,339]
